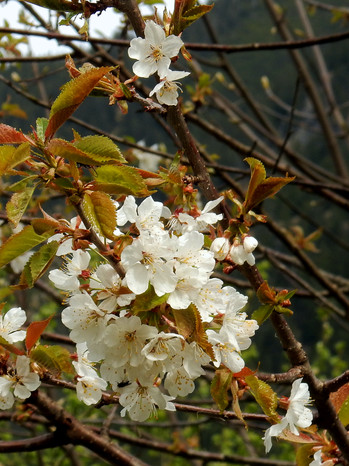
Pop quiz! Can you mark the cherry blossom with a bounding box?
[119,379,175,422]
[0,307,26,343]
[210,237,230,261]
[62,292,114,344]
[121,230,177,296]
[128,21,183,78]
[89,263,135,311]
[206,327,246,373]
[149,70,190,106]
[49,249,91,292]
[0,356,40,401]
[263,378,313,452]
[230,235,258,266]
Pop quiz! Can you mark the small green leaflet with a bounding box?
[93,165,149,196]
[82,191,117,240]
[17,241,59,289]
[30,345,74,375]
[6,185,36,228]
[0,143,31,176]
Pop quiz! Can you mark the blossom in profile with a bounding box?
[0,307,26,343]
[149,70,190,106]
[128,20,183,78]
[263,378,313,453]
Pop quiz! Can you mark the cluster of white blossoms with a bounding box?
[128,20,190,106]
[0,307,41,409]
[48,195,259,421]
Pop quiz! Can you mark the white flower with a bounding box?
[0,391,14,410]
[149,70,190,106]
[89,263,135,311]
[0,307,26,343]
[243,235,258,254]
[62,292,113,344]
[223,288,257,351]
[0,356,40,400]
[230,236,257,266]
[141,332,184,362]
[169,197,224,234]
[121,230,177,296]
[49,249,91,292]
[182,341,211,379]
[75,374,107,405]
[164,367,195,397]
[206,328,246,373]
[167,264,206,309]
[119,380,175,422]
[263,378,313,453]
[117,196,171,233]
[128,20,184,78]
[104,316,158,368]
[210,237,230,261]
[193,278,226,322]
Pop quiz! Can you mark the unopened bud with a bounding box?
[230,244,245,265]
[243,236,258,253]
[210,237,230,260]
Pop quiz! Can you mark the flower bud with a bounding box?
[230,244,245,265]
[210,237,230,260]
[243,236,258,254]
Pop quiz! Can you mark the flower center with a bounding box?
[150,46,163,62]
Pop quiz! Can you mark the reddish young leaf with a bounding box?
[243,157,295,214]
[26,315,53,353]
[0,124,32,144]
[211,368,233,412]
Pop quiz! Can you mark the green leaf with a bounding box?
[0,143,31,175]
[243,157,295,214]
[74,135,126,163]
[246,375,279,421]
[9,175,38,192]
[26,315,53,353]
[82,191,117,240]
[6,185,36,228]
[93,165,149,196]
[36,117,49,141]
[181,4,214,28]
[211,368,233,412]
[252,304,274,325]
[0,225,54,269]
[18,241,59,289]
[0,124,30,144]
[47,138,107,166]
[132,285,168,314]
[30,345,74,375]
[45,66,114,140]
[338,394,349,426]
